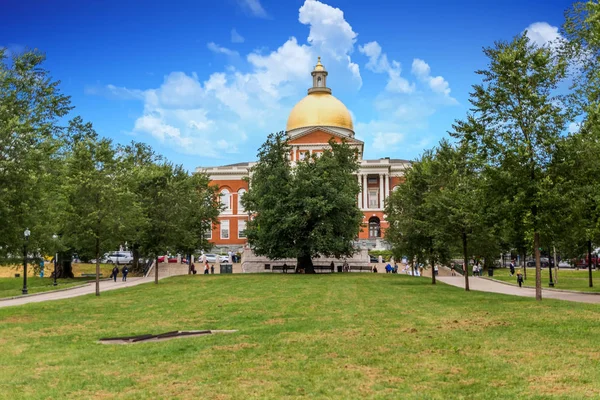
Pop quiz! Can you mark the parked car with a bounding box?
[106,251,134,265]
[369,255,379,263]
[526,257,552,268]
[90,254,109,264]
[201,254,229,263]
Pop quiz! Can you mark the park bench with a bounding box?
[271,265,295,273]
[313,265,335,273]
[349,266,371,272]
[81,273,103,277]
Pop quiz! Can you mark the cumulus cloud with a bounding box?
[237,0,268,18]
[410,58,455,102]
[207,42,239,57]
[372,132,404,151]
[359,41,414,94]
[231,29,245,43]
[299,0,362,86]
[524,22,563,49]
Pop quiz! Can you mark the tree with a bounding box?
[0,49,72,263]
[560,0,600,287]
[172,171,221,273]
[60,119,140,295]
[385,151,448,285]
[243,132,363,273]
[459,33,569,300]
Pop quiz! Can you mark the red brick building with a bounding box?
[197,58,410,252]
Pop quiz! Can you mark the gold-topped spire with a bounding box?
[309,56,330,94]
[314,56,325,71]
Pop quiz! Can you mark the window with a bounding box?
[368,190,379,208]
[238,219,247,239]
[204,224,212,239]
[317,76,322,87]
[367,176,378,184]
[237,189,246,214]
[393,185,399,192]
[299,151,309,160]
[220,220,230,239]
[220,189,232,214]
[369,217,381,238]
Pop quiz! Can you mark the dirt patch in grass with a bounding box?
[0,315,33,324]
[263,318,285,325]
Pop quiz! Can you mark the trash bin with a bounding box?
[488,268,493,277]
[220,264,233,274]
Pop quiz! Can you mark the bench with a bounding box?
[314,265,335,273]
[271,265,295,273]
[81,273,103,277]
[349,266,371,272]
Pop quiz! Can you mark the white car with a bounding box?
[106,251,134,265]
[202,254,230,263]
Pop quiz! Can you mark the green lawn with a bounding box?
[1,274,600,399]
[492,267,600,292]
[0,277,92,299]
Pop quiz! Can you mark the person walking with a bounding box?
[434,265,439,276]
[204,263,209,274]
[121,265,129,282]
[210,264,214,274]
[516,270,524,287]
[509,260,516,276]
[450,263,456,276]
[111,266,119,282]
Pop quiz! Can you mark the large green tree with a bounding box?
[0,49,72,262]
[60,119,140,295]
[243,132,363,273]
[458,33,569,300]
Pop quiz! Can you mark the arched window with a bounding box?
[392,185,400,192]
[220,189,232,214]
[317,76,322,87]
[369,216,381,238]
[237,189,246,214]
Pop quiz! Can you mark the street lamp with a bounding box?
[52,234,58,286]
[22,228,30,295]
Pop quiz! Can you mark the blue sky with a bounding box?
[2,0,572,170]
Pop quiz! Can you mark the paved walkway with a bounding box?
[438,276,600,304]
[0,276,158,308]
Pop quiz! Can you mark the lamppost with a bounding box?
[22,228,30,295]
[52,234,58,286]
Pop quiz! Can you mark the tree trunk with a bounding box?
[297,254,314,274]
[410,257,415,277]
[155,255,159,284]
[132,244,140,273]
[553,246,558,284]
[588,240,593,288]
[95,238,100,297]
[522,251,527,280]
[534,232,542,301]
[462,231,469,291]
[430,257,436,285]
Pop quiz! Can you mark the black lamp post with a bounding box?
[22,228,30,295]
[52,234,58,286]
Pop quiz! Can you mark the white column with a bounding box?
[357,174,363,209]
[385,173,390,203]
[379,174,384,209]
[362,174,368,209]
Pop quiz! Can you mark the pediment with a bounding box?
[288,126,363,145]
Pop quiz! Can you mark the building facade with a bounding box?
[196,58,410,252]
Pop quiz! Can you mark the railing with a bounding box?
[143,259,154,277]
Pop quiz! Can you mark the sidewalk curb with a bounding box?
[0,282,92,302]
[481,277,600,295]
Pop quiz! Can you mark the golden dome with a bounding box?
[286,92,354,132]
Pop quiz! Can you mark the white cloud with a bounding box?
[299,0,362,87]
[207,42,239,57]
[411,58,454,99]
[568,122,580,133]
[237,0,268,18]
[372,132,404,151]
[231,29,245,43]
[359,41,414,94]
[524,22,562,49]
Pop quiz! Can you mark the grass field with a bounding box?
[1,274,599,399]
[492,267,600,292]
[0,277,92,299]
